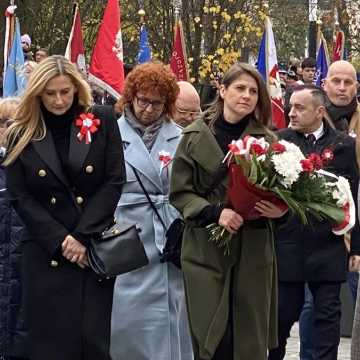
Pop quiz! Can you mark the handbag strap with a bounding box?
[131,166,168,231]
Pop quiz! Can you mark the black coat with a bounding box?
[0,164,28,359]
[5,105,126,360]
[275,122,360,283]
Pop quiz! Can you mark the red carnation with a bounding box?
[250,143,267,156]
[322,149,334,162]
[308,153,323,170]
[301,159,314,173]
[271,142,286,154]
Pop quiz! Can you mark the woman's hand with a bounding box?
[255,200,288,219]
[218,208,244,234]
[61,235,89,269]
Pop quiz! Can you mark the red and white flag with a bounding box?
[332,30,345,62]
[170,20,189,81]
[4,5,17,73]
[257,16,286,129]
[65,4,86,76]
[88,0,124,99]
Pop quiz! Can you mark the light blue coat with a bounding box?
[110,115,193,360]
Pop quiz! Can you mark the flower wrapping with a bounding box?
[227,164,287,220]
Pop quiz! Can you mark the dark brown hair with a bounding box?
[203,62,272,130]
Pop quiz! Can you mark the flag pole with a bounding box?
[173,0,181,29]
[138,8,145,25]
[308,0,318,58]
[4,0,16,77]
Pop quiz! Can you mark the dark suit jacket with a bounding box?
[275,121,360,283]
[5,105,126,360]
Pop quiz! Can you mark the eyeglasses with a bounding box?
[175,106,200,117]
[135,96,165,110]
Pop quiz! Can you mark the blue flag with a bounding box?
[256,31,267,82]
[315,36,329,87]
[3,18,26,97]
[137,25,151,64]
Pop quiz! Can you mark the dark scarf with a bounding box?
[41,99,81,178]
[326,97,358,132]
[124,104,165,152]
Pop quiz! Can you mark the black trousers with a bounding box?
[268,281,341,360]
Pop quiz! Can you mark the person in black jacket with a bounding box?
[0,98,28,360]
[268,85,360,360]
[3,55,126,360]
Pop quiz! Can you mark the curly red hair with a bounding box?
[117,62,179,118]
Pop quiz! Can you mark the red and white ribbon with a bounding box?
[75,113,101,144]
[5,6,17,17]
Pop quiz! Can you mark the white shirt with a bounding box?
[305,122,324,141]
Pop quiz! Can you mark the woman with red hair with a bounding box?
[110,62,193,360]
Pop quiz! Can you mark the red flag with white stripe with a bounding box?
[4,5,17,73]
[89,0,124,99]
[65,4,86,76]
[265,17,286,129]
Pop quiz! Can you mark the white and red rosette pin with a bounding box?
[159,151,172,169]
[75,113,101,144]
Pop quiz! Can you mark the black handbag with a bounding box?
[88,222,149,278]
[132,167,184,269]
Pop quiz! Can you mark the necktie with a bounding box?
[307,134,316,145]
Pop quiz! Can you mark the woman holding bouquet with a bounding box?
[170,62,287,360]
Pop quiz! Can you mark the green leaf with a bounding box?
[302,202,345,223]
[248,160,258,184]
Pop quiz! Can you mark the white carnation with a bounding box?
[271,140,305,188]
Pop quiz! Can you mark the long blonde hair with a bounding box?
[3,55,92,166]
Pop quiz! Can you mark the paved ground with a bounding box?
[284,323,351,359]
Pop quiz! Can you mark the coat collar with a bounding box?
[185,119,224,176]
[32,117,91,187]
[32,129,71,187]
[119,115,181,191]
[68,121,91,176]
[184,117,270,184]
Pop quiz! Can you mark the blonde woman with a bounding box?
[4,55,126,360]
[0,97,20,146]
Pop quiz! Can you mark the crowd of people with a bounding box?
[1,34,360,360]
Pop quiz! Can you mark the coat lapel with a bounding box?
[68,122,91,176]
[118,116,163,191]
[150,121,181,189]
[186,120,225,177]
[184,118,270,189]
[32,130,70,187]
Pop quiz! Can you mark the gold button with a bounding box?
[76,196,84,204]
[38,169,47,177]
[50,197,56,205]
[85,165,94,174]
[50,260,58,267]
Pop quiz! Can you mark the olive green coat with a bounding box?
[169,118,278,360]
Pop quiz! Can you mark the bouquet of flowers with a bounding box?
[207,136,356,254]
